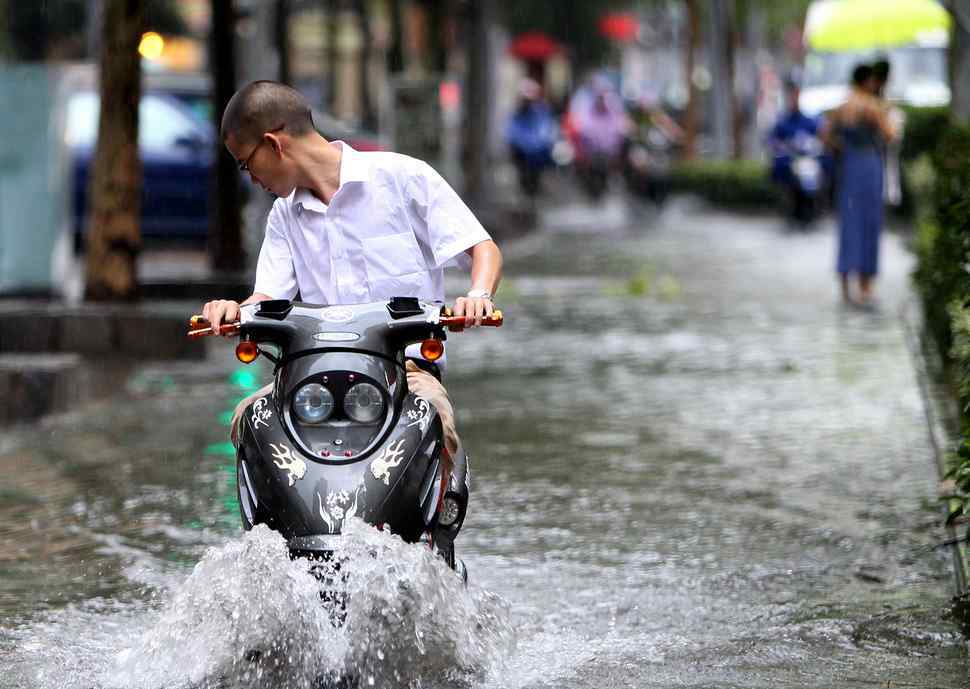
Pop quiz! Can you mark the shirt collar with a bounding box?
[333,140,370,184]
[291,141,369,213]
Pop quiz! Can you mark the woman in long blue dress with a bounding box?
[826,64,898,307]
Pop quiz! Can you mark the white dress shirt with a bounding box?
[253,141,491,306]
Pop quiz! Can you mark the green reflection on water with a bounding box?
[219,457,240,528]
[204,441,236,456]
[230,368,260,391]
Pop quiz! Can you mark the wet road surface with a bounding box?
[1,197,967,688]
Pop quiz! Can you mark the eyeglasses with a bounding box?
[237,125,284,173]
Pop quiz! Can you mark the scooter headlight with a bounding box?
[293,383,335,424]
[344,382,384,423]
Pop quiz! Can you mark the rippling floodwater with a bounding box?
[1,197,967,688]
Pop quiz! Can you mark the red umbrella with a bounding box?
[599,12,639,43]
[508,32,562,62]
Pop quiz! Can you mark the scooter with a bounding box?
[781,131,826,225]
[188,297,503,585]
[623,123,675,208]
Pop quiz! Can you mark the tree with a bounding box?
[84,0,143,301]
[683,0,701,159]
[208,0,245,272]
[949,1,970,122]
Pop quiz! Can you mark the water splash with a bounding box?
[5,522,514,689]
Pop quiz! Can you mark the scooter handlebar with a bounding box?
[186,307,504,338]
[187,315,240,338]
[438,309,504,331]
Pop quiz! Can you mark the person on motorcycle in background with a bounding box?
[200,80,503,467]
[767,76,820,197]
[569,75,629,165]
[505,78,558,197]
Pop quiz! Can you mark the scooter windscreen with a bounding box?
[278,352,405,462]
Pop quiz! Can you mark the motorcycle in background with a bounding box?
[778,131,827,225]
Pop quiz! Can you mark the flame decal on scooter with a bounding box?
[269,442,307,486]
[317,484,364,534]
[251,398,273,430]
[406,396,431,433]
[369,437,408,485]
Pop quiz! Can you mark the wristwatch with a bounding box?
[466,288,492,299]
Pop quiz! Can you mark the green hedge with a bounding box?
[668,160,780,208]
[913,123,970,359]
[913,120,970,615]
[900,106,952,163]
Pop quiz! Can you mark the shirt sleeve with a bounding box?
[253,201,299,300]
[406,159,491,270]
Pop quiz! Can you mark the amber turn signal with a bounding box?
[420,338,444,362]
[235,340,259,364]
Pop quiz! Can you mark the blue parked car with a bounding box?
[67,89,215,241]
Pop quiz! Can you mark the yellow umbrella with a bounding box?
[807,0,951,52]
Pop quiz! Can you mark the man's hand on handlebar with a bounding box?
[201,299,241,337]
[452,295,494,328]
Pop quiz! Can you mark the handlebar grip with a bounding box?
[439,309,504,331]
[189,315,210,328]
[187,322,240,339]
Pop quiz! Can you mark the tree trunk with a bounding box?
[352,0,376,129]
[425,0,447,73]
[461,0,494,205]
[683,0,700,159]
[275,0,291,84]
[950,1,970,123]
[209,0,245,271]
[387,0,404,74]
[84,0,142,301]
[326,0,340,110]
[726,0,743,159]
[707,0,731,159]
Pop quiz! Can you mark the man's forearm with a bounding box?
[468,240,502,295]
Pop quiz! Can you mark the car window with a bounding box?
[65,92,205,151]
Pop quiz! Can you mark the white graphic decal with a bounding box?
[251,398,273,430]
[406,396,432,433]
[319,306,354,323]
[269,443,307,487]
[369,438,408,485]
[317,485,364,534]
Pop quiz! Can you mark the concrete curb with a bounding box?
[0,300,204,360]
[901,298,970,609]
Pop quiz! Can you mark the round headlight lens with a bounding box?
[293,383,335,424]
[344,382,384,423]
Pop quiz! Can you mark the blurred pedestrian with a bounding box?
[823,64,898,308]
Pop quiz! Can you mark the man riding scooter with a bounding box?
[200,81,503,559]
[767,76,827,224]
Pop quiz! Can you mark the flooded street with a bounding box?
[2,197,967,688]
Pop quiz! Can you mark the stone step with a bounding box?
[0,353,83,425]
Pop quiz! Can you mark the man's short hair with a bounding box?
[221,80,315,144]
